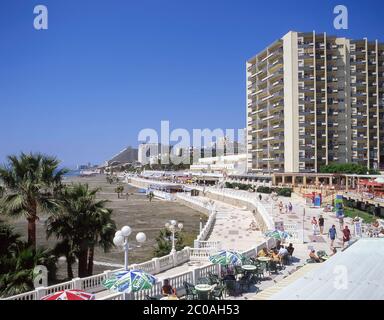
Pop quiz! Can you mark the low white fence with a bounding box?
[176,193,220,251]
[189,248,215,261]
[283,223,303,244]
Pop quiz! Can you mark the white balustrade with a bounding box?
[80,273,107,293]
[2,291,37,301]
[99,292,124,300]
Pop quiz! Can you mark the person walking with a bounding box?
[311,217,318,235]
[328,225,337,248]
[318,215,325,235]
[338,215,344,231]
[288,202,293,214]
[258,194,262,201]
[342,226,351,248]
[278,201,283,214]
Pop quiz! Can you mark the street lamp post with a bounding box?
[113,226,146,270]
[165,220,183,254]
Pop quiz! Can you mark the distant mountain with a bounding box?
[105,146,138,166]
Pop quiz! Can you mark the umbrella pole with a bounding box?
[124,239,129,271]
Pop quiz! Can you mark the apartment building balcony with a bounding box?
[299,75,315,82]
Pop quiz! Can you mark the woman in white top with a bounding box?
[311,217,318,235]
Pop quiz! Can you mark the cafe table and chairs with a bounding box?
[194,283,215,300]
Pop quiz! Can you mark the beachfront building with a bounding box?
[246,31,384,174]
[190,153,247,176]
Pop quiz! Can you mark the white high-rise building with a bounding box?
[247,31,384,173]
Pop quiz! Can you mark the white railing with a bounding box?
[176,248,190,264]
[99,292,124,300]
[158,254,174,272]
[189,248,215,261]
[195,240,221,250]
[133,281,163,300]
[284,223,302,243]
[44,280,74,296]
[152,190,176,201]
[195,264,220,280]
[2,291,37,301]
[80,273,107,293]
[133,259,156,274]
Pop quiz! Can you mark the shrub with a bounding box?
[276,188,292,197]
[257,186,272,194]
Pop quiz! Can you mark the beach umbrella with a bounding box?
[265,230,292,240]
[209,250,244,266]
[41,289,95,300]
[102,270,157,293]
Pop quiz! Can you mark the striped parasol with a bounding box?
[209,250,244,266]
[265,230,292,240]
[41,289,95,300]
[102,270,157,293]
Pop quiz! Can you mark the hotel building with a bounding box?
[246,31,384,173]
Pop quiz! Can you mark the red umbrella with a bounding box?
[41,289,95,300]
[366,181,383,187]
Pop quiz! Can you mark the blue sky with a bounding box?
[0,0,383,168]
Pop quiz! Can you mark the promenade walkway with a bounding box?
[194,196,264,251]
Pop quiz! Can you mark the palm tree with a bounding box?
[46,183,116,278]
[0,246,57,298]
[0,221,57,298]
[153,228,185,257]
[0,153,67,248]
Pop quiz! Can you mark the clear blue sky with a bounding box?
[1,0,383,168]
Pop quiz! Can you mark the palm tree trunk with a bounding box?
[87,245,94,276]
[27,217,37,248]
[66,255,74,279]
[78,246,89,278]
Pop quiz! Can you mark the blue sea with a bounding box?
[63,169,81,177]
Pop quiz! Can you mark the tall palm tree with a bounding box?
[46,183,116,278]
[0,153,67,248]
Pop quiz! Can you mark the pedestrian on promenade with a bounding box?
[328,225,337,248]
[288,202,293,213]
[258,194,262,201]
[338,215,344,230]
[311,217,318,235]
[285,204,288,214]
[279,201,283,214]
[342,226,351,248]
[318,215,325,235]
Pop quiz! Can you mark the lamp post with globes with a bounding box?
[165,220,183,254]
[113,226,146,270]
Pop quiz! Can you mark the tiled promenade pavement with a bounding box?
[196,196,265,252]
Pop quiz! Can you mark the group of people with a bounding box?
[311,215,351,248]
[257,242,295,264]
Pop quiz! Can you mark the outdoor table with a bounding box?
[160,295,179,300]
[257,257,271,262]
[241,265,257,271]
[195,284,214,300]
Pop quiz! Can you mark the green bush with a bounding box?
[276,188,292,197]
[257,186,272,194]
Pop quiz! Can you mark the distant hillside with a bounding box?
[106,146,138,165]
